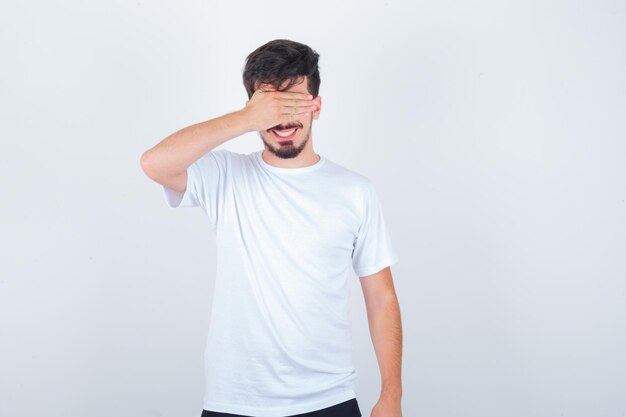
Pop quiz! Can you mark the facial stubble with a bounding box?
[259,116,313,160]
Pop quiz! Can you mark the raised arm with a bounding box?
[139,84,317,192]
[140,110,250,192]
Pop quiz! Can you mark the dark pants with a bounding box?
[200,397,362,417]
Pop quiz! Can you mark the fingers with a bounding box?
[257,83,313,100]
[281,113,301,123]
[278,98,316,108]
[276,91,313,100]
[279,104,317,115]
[254,83,317,123]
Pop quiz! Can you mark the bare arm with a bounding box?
[140,110,250,192]
[360,266,403,415]
[139,84,316,192]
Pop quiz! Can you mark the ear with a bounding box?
[312,95,321,120]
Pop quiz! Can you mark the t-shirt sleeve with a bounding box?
[351,181,400,277]
[161,149,229,227]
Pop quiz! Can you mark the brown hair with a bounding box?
[242,39,321,99]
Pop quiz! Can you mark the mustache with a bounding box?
[269,123,302,131]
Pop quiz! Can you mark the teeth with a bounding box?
[273,128,296,137]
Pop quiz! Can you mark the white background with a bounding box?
[1,1,625,416]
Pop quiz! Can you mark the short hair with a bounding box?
[242,39,320,99]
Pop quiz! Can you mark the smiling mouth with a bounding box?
[270,127,299,141]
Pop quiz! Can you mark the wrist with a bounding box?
[380,386,402,401]
[234,107,255,133]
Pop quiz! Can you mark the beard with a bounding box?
[260,119,312,159]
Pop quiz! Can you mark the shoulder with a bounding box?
[199,148,250,168]
[207,148,235,162]
[323,157,371,186]
[322,157,375,198]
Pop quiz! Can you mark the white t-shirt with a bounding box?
[162,149,399,417]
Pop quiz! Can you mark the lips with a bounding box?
[271,128,299,140]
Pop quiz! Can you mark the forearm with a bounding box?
[141,109,250,180]
[366,294,403,399]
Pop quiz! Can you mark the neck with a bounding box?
[261,148,320,169]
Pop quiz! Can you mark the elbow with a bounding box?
[140,150,158,180]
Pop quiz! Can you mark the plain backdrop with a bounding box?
[1,1,625,416]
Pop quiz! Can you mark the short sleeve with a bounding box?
[162,149,229,227]
[351,181,400,277]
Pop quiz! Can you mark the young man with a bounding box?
[140,39,403,417]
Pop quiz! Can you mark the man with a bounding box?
[140,39,403,417]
